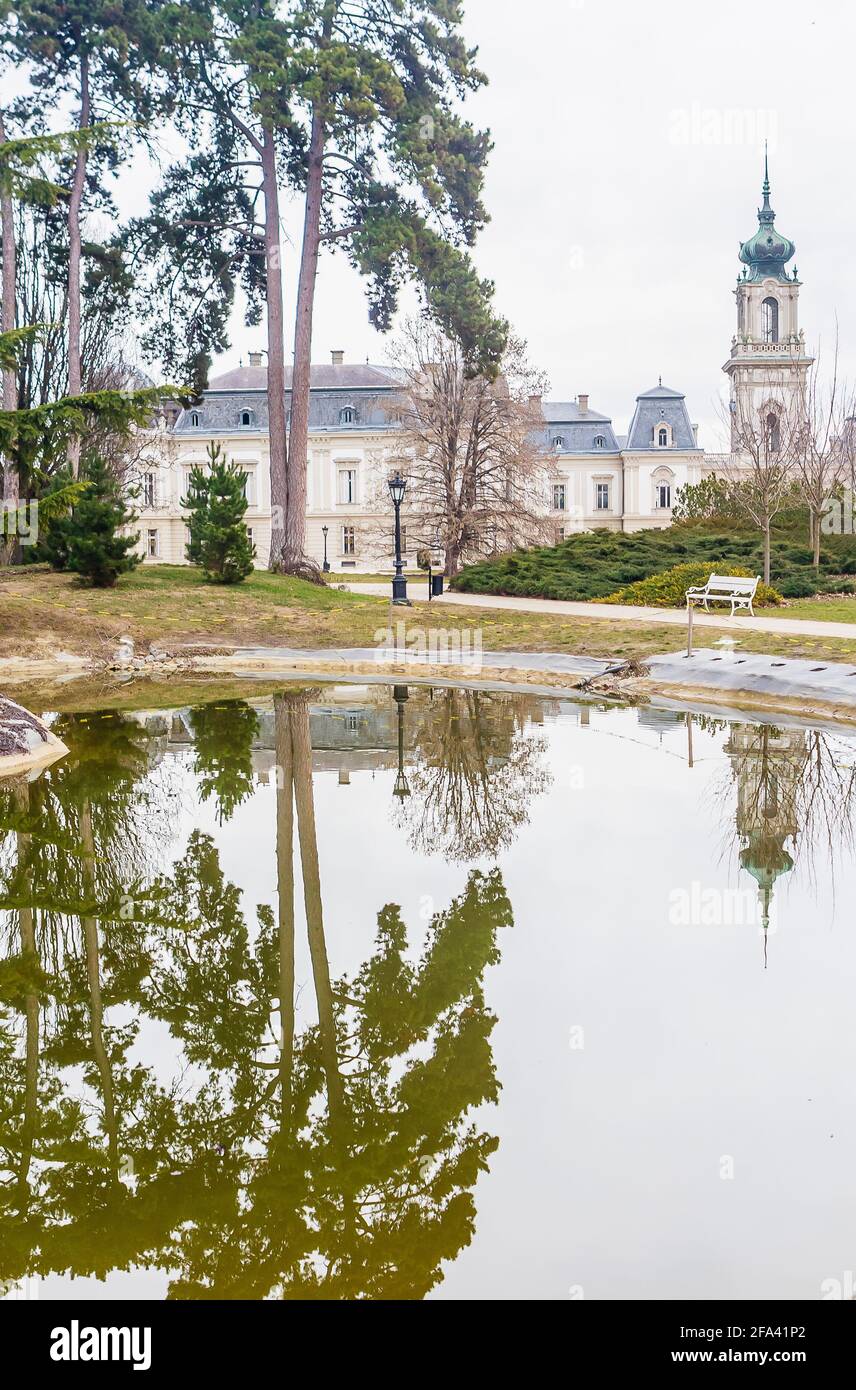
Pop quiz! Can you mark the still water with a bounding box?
[1,682,855,1301]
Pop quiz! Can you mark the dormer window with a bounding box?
[552,436,565,450]
[658,427,668,447]
[593,434,606,449]
[340,406,357,425]
[190,411,200,427]
[240,409,253,427]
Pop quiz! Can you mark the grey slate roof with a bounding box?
[538,401,620,454]
[174,362,404,434]
[625,384,700,451]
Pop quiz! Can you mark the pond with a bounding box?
[1,681,855,1301]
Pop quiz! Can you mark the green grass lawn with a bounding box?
[777,597,856,623]
[4,562,856,671]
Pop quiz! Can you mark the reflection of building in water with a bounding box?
[129,687,556,784]
[724,724,807,935]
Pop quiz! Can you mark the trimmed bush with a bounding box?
[453,521,856,602]
[777,575,815,598]
[602,562,782,609]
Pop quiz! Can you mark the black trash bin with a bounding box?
[431,573,444,597]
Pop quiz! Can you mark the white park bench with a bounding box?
[685,573,760,617]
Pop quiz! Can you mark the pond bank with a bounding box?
[6,640,856,729]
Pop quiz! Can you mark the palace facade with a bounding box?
[134,162,804,572]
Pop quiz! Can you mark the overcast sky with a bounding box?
[24,0,856,450]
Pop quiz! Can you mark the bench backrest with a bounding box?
[704,574,759,594]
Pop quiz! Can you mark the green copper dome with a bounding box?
[738,151,796,283]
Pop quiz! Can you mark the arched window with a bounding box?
[656,482,671,509]
[339,406,357,425]
[658,426,668,447]
[552,435,565,450]
[766,411,781,453]
[190,411,200,427]
[762,297,779,344]
[241,409,253,427]
[593,434,606,448]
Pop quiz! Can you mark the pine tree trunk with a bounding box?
[281,107,325,583]
[261,126,291,575]
[15,785,39,1205]
[0,109,19,566]
[81,800,119,1182]
[273,694,296,1130]
[66,53,90,478]
[290,697,346,1136]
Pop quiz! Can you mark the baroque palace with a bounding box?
[136,162,808,573]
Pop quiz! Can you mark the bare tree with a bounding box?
[719,377,802,584]
[791,334,852,567]
[380,321,552,578]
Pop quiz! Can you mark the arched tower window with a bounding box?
[762,297,779,344]
[765,411,781,453]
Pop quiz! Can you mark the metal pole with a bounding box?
[686,601,694,658]
[392,499,408,604]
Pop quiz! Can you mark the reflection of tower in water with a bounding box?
[724,724,807,958]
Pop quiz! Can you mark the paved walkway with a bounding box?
[342,583,856,640]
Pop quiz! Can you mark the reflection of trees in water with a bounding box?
[0,693,513,1300]
[398,688,552,861]
[0,712,184,1286]
[188,700,260,824]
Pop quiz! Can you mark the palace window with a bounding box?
[240,470,256,505]
[655,481,672,509]
[595,481,610,510]
[553,436,565,450]
[762,297,779,344]
[552,483,566,511]
[594,435,606,448]
[146,529,159,558]
[338,468,358,503]
[766,412,781,453]
[339,406,358,425]
[143,472,155,507]
[342,525,356,555]
[240,409,253,427]
[190,411,200,427]
[657,426,669,447]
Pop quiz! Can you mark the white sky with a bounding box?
[13,0,856,449]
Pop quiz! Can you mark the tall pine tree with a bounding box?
[182,441,255,584]
[64,452,140,587]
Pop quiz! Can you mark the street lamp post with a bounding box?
[393,684,410,799]
[321,524,330,572]
[387,471,409,605]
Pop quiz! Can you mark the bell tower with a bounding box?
[723,151,813,449]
